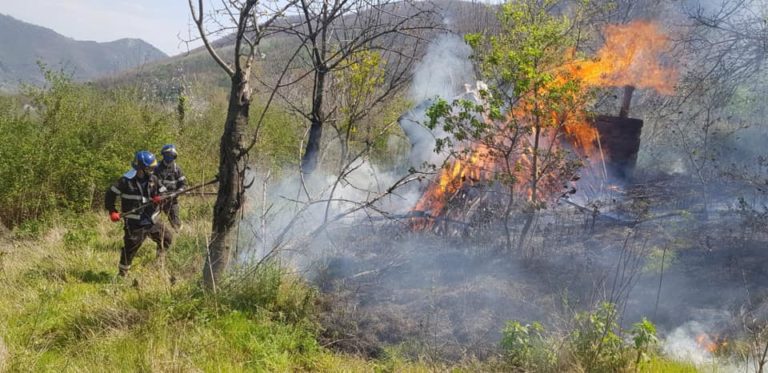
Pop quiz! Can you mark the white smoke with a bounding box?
[237,36,478,266]
[399,34,476,168]
[661,312,747,372]
[409,34,474,102]
[662,320,716,365]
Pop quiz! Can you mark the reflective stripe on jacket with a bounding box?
[155,161,187,193]
[105,172,165,227]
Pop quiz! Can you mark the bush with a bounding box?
[631,317,659,368]
[500,321,555,371]
[500,304,662,372]
[570,302,627,372]
[0,69,175,226]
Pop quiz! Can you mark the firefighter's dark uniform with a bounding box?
[105,171,172,275]
[154,161,187,229]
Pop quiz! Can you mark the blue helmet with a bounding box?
[161,144,177,161]
[132,150,157,170]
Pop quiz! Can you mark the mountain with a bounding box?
[0,13,167,91]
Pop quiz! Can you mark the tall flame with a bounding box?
[567,20,677,94]
[562,20,677,153]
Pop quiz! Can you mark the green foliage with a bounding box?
[0,209,343,372]
[0,69,174,227]
[499,305,668,372]
[484,0,578,97]
[327,49,409,168]
[643,246,677,273]
[570,302,627,372]
[500,320,555,371]
[176,89,188,125]
[631,317,659,366]
[253,104,304,171]
[641,356,699,372]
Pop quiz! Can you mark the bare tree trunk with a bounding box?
[204,71,250,289]
[301,67,327,175]
[520,110,542,256]
[518,209,536,256]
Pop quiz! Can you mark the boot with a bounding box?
[118,264,130,277]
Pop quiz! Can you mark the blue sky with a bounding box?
[0,0,201,56]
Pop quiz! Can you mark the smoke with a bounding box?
[663,321,715,365]
[682,0,768,14]
[238,36,477,266]
[662,319,748,372]
[399,34,476,168]
[239,155,425,268]
[409,34,474,103]
[661,309,729,365]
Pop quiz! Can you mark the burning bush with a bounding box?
[411,0,677,254]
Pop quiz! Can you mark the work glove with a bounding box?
[109,211,121,222]
[152,195,163,205]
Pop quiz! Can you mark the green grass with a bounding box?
[0,201,475,372]
[0,204,375,372]
[641,356,700,373]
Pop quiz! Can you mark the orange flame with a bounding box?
[567,20,677,94]
[412,145,492,227]
[561,20,677,155]
[696,333,727,354]
[411,21,678,224]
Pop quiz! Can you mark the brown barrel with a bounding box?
[593,115,643,179]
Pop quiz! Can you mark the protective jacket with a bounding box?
[155,161,187,195]
[105,172,166,228]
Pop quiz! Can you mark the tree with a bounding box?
[636,0,768,215]
[188,0,294,289]
[290,0,439,175]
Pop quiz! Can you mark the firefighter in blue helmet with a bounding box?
[154,144,187,230]
[105,151,172,276]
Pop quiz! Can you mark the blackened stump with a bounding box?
[594,115,643,179]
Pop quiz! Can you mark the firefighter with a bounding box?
[105,150,172,277]
[154,144,187,230]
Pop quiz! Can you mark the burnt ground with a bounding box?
[307,179,768,361]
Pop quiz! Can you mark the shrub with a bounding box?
[0,69,175,226]
[499,304,662,372]
[500,321,555,371]
[569,302,628,372]
[631,317,659,367]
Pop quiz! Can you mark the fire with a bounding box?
[695,333,728,354]
[411,21,678,224]
[567,20,677,94]
[413,144,492,224]
[561,20,677,155]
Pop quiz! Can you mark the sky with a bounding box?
[0,0,201,56]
